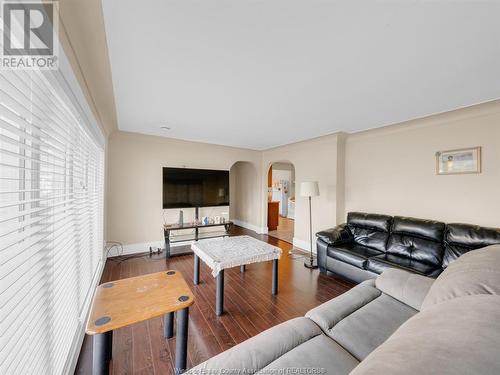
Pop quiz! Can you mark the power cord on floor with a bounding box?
[105,241,123,257]
[105,241,169,264]
[107,253,151,264]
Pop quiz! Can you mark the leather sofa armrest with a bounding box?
[316,223,353,245]
[375,269,435,311]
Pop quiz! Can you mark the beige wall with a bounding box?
[345,100,500,228]
[107,131,261,245]
[230,162,262,230]
[261,134,346,249]
[106,100,500,251]
[107,131,346,250]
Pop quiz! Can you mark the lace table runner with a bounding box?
[191,235,282,277]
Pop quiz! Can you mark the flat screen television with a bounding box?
[162,167,230,209]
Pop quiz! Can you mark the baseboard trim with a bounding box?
[232,219,268,234]
[110,240,165,257]
[293,237,316,253]
[111,221,268,258]
[107,240,195,258]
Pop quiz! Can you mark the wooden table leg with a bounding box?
[216,270,224,316]
[194,254,200,285]
[272,259,278,295]
[175,307,189,374]
[164,312,174,338]
[240,265,246,272]
[92,330,113,375]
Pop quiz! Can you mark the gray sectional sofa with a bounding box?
[187,245,500,374]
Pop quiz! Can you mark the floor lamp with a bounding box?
[300,181,319,269]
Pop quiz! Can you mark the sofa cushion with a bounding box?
[386,234,444,266]
[443,223,500,267]
[348,212,392,232]
[327,243,383,269]
[387,216,445,266]
[347,212,392,253]
[259,334,359,374]
[350,295,500,375]
[391,216,445,242]
[421,245,500,310]
[327,294,417,361]
[186,317,325,373]
[326,258,379,284]
[375,269,434,311]
[366,253,441,276]
[306,280,381,331]
[306,280,417,361]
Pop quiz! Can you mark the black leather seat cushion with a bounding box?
[328,243,383,269]
[366,253,441,276]
[386,235,444,267]
[443,223,500,267]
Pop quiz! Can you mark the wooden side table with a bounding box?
[86,271,194,374]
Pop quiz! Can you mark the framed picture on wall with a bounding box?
[436,147,481,175]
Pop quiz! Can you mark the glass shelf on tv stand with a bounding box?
[163,221,233,259]
[164,221,232,231]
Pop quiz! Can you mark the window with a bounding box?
[0,68,105,374]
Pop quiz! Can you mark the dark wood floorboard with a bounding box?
[74,226,354,374]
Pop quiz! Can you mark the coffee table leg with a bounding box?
[240,265,245,272]
[93,330,113,375]
[175,307,189,374]
[164,312,174,338]
[272,259,278,295]
[194,254,200,285]
[216,270,224,316]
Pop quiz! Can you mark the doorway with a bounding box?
[267,162,295,243]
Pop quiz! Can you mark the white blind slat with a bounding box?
[0,64,104,375]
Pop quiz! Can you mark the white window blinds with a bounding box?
[0,67,105,375]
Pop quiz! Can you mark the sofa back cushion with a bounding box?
[347,212,392,252]
[375,269,434,311]
[350,294,500,375]
[421,245,500,310]
[386,216,445,267]
[443,223,500,267]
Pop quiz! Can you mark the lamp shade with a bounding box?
[300,181,319,197]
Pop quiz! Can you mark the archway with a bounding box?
[266,161,296,244]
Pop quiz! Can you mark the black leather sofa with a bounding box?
[316,212,500,283]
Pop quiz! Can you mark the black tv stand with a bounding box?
[163,220,233,260]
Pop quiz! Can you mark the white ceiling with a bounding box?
[102,1,500,150]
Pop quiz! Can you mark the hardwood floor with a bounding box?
[75,226,354,374]
[268,216,294,244]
